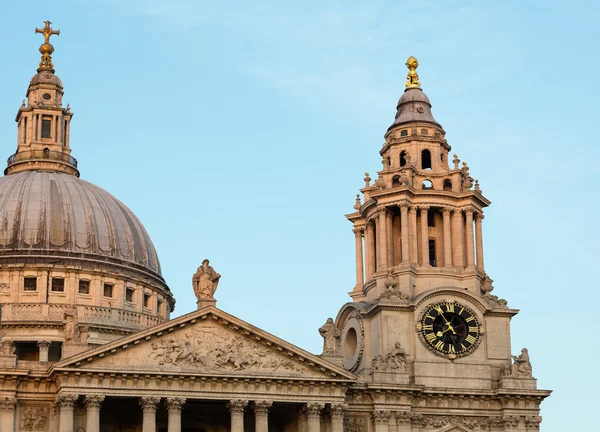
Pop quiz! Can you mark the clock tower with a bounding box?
[331,57,551,431]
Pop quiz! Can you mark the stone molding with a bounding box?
[83,395,105,409]
[253,400,272,415]
[166,397,186,412]
[306,403,324,417]
[227,400,248,414]
[139,396,161,411]
[0,396,16,412]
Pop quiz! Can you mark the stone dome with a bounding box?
[388,87,440,130]
[30,71,63,88]
[0,170,162,278]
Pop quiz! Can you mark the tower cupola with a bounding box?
[7,21,77,177]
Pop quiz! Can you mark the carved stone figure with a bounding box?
[319,318,341,355]
[510,348,533,377]
[78,325,89,344]
[21,407,47,431]
[371,341,407,372]
[481,274,508,307]
[192,259,221,300]
[0,339,14,356]
[63,311,77,342]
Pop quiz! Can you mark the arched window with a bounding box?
[400,150,407,167]
[422,179,433,189]
[421,149,432,170]
[387,157,391,168]
[443,179,452,191]
[392,175,401,187]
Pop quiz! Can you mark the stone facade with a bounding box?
[0,25,550,432]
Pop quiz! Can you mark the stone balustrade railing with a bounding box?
[0,303,165,330]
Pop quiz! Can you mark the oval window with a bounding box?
[42,93,51,100]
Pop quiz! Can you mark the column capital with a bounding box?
[37,340,51,349]
[0,396,16,413]
[418,205,430,211]
[227,400,248,414]
[395,410,411,424]
[475,212,485,221]
[408,205,417,212]
[166,397,186,412]
[377,207,390,216]
[306,403,324,417]
[373,410,391,424]
[330,403,347,419]
[442,207,453,215]
[399,201,410,209]
[84,395,105,409]
[464,207,475,215]
[253,400,273,415]
[139,396,161,411]
[352,227,364,235]
[525,416,542,429]
[56,393,79,408]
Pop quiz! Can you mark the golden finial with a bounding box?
[405,56,421,88]
[35,21,60,72]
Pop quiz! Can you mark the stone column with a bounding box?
[228,400,248,432]
[452,209,464,267]
[400,204,410,264]
[254,401,272,432]
[38,340,51,362]
[442,208,452,267]
[140,397,161,432]
[377,209,388,271]
[419,206,430,267]
[298,407,308,432]
[330,404,346,432]
[365,222,376,280]
[465,208,475,268]
[0,397,16,432]
[386,211,393,266]
[166,397,186,432]
[475,213,485,271]
[353,228,364,288]
[306,403,324,432]
[56,394,79,432]
[84,395,104,432]
[408,206,418,265]
[373,410,390,432]
[525,416,542,431]
[395,411,411,432]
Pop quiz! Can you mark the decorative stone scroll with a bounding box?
[372,342,407,373]
[374,269,409,304]
[481,274,507,307]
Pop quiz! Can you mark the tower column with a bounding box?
[442,208,452,267]
[84,395,104,432]
[306,403,323,432]
[386,210,393,266]
[353,228,364,289]
[254,401,272,432]
[365,222,376,280]
[400,204,410,264]
[419,206,430,267]
[373,410,391,432]
[0,397,16,432]
[330,404,346,432]
[228,400,248,432]
[56,394,78,432]
[140,397,161,432]
[452,209,464,267]
[38,340,51,362]
[166,397,186,432]
[377,208,389,271]
[465,208,475,268]
[408,206,418,265]
[475,213,485,271]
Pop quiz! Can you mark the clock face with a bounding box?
[418,301,481,359]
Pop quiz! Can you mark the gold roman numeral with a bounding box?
[425,314,435,321]
[469,326,479,334]
[434,305,444,315]
[448,344,456,354]
[465,334,477,344]
[422,324,433,331]
[425,332,437,342]
[435,340,444,350]
[459,307,465,315]
[465,316,475,323]
[445,303,455,313]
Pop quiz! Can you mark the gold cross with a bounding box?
[35,21,60,45]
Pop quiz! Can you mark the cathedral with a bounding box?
[0,23,550,432]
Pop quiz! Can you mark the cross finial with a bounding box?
[35,21,60,72]
[35,21,60,44]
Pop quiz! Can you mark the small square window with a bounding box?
[143,293,152,308]
[126,288,135,303]
[78,280,90,295]
[400,129,408,137]
[24,277,37,291]
[103,283,113,298]
[51,278,65,292]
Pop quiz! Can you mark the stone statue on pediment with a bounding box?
[192,259,221,300]
[319,318,341,355]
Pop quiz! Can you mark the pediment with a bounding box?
[54,306,355,381]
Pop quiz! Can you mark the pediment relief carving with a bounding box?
[57,308,353,380]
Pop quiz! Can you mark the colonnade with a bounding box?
[353,205,485,286]
[53,394,346,432]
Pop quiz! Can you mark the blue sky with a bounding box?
[1,1,598,429]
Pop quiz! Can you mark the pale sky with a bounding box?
[1,1,598,430]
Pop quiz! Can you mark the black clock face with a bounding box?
[419,301,480,358]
